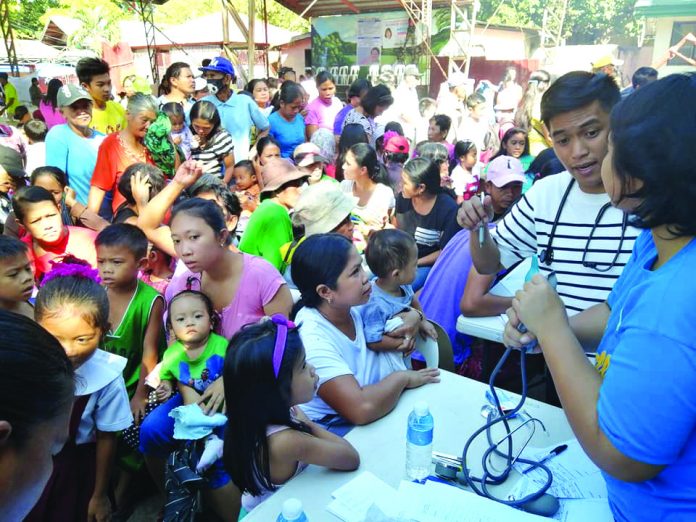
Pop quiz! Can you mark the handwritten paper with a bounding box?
[513,439,608,499]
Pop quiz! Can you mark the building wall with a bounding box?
[281,38,311,74]
[653,16,696,74]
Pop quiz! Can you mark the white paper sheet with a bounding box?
[513,439,608,499]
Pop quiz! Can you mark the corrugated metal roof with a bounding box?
[275,0,456,18]
[634,0,696,18]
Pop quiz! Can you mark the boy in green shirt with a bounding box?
[96,223,166,512]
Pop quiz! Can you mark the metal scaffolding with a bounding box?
[449,0,478,76]
[0,0,18,76]
[541,0,568,48]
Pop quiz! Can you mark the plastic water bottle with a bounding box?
[405,401,434,481]
[276,498,309,522]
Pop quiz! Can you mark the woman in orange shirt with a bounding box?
[87,93,158,219]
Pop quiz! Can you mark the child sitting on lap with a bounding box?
[224,316,359,513]
[358,229,437,371]
[158,289,241,520]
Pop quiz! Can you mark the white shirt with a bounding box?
[491,171,640,314]
[25,142,46,176]
[340,180,395,229]
[74,349,133,444]
[296,307,396,420]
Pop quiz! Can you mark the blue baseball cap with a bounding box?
[199,56,235,76]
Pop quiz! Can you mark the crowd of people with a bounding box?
[0,51,693,522]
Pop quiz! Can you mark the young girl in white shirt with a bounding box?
[224,315,360,513]
[28,260,132,522]
[450,139,480,203]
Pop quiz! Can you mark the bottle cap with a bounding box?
[414,400,429,417]
[282,498,304,520]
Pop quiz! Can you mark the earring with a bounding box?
[327,297,333,305]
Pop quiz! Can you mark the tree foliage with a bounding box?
[154,0,309,33]
[9,0,60,38]
[477,0,642,45]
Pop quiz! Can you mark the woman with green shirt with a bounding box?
[238,159,308,271]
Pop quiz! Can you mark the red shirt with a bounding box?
[90,133,154,212]
[22,226,98,281]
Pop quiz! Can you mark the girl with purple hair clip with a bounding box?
[223,315,360,514]
[26,259,132,522]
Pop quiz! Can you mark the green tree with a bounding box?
[39,0,130,51]
[154,0,308,33]
[477,0,641,45]
[9,0,60,38]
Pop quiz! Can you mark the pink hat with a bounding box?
[486,155,525,187]
[293,142,328,168]
[384,134,410,154]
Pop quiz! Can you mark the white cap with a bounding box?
[414,401,429,417]
[281,498,304,520]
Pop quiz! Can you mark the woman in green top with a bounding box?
[238,159,308,271]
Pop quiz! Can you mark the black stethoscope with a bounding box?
[539,178,629,272]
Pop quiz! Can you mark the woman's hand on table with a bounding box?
[404,368,441,389]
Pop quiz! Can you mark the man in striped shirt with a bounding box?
[458,71,639,319]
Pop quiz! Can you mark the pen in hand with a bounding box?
[522,443,568,474]
[478,190,486,247]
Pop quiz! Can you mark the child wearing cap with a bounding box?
[0,145,26,231]
[293,142,336,186]
[238,159,309,271]
[383,133,410,191]
[45,84,105,205]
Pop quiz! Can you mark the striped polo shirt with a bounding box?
[492,171,640,314]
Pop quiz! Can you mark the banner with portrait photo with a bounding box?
[381,18,409,49]
[357,18,383,65]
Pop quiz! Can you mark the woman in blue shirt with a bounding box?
[504,73,696,521]
[268,81,306,158]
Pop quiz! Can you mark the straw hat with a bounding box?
[292,183,356,236]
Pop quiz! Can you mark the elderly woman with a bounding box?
[87,93,160,217]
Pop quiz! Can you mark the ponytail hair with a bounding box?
[223,319,310,495]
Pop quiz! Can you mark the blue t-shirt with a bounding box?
[268,111,306,158]
[357,282,414,344]
[45,124,104,204]
[595,230,696,521]
[202,93,269,161]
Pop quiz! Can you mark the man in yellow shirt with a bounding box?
[0,73,19,119]
[76,58,127,135]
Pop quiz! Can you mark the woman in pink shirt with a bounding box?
[38,79,67,130]
[305,71,344,139]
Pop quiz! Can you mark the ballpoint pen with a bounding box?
[522,443,568,474]
[478,190,486,247]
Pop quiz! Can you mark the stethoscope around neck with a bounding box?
[539,178,629,272]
